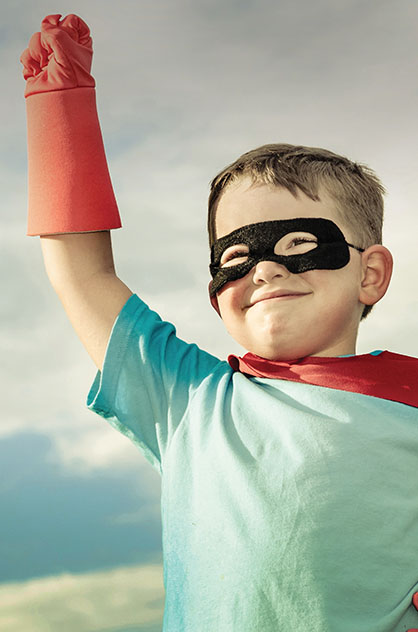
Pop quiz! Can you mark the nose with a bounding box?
[252,259,290,285]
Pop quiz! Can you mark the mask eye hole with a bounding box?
[275,232,318,256]
[220,244,249,267]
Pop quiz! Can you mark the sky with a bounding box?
[2,0,418,630]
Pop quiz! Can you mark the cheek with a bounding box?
[216,279,247,316]
[306,267,360,309]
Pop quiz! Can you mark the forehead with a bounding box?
[215,175,345,239]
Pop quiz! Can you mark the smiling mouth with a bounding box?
[253,293,309,305]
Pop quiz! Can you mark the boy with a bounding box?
[20,13,418,632]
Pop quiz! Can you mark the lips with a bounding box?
[251,290,309,305]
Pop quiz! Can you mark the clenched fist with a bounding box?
[20,14,95,97]
[20,14,121,236]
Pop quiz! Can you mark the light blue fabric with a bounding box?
[87,294,418,632]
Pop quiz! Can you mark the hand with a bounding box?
[20,14,95,97]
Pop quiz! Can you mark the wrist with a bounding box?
[25,87,121,236]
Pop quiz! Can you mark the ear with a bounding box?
[208,281,221,317]
[359,245,393,307]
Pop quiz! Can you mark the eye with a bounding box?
[275,232,318,255]
[291,238,317,247]
[220,245,249,267]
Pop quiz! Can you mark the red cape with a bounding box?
[228,351,418,408]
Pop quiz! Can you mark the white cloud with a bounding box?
[0,563,164,632]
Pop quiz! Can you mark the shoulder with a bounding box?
[379,350,418,365]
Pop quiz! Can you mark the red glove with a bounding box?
[20,14,121,236]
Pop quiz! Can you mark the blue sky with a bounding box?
[2,0,418,629]
[0,432,162,583]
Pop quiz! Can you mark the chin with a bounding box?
[250,344,312,362]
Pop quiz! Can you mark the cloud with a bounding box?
[0,563,165,632]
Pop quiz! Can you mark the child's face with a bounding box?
[210,176,374,361]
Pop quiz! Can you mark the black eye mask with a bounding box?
[209,218,364,297]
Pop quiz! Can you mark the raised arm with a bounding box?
[21,14,133,371]
[40,232,133,371]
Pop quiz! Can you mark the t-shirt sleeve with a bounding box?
[86,293,224,474]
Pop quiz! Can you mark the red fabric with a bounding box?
[20,14,95,97]
[407,591,418,631]
[228,351,418,408]
[24,88,121,236]
[20,14,121,236]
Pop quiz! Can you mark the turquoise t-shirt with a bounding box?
[87,294,418,632]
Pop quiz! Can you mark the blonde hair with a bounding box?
[208,143,385,320]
